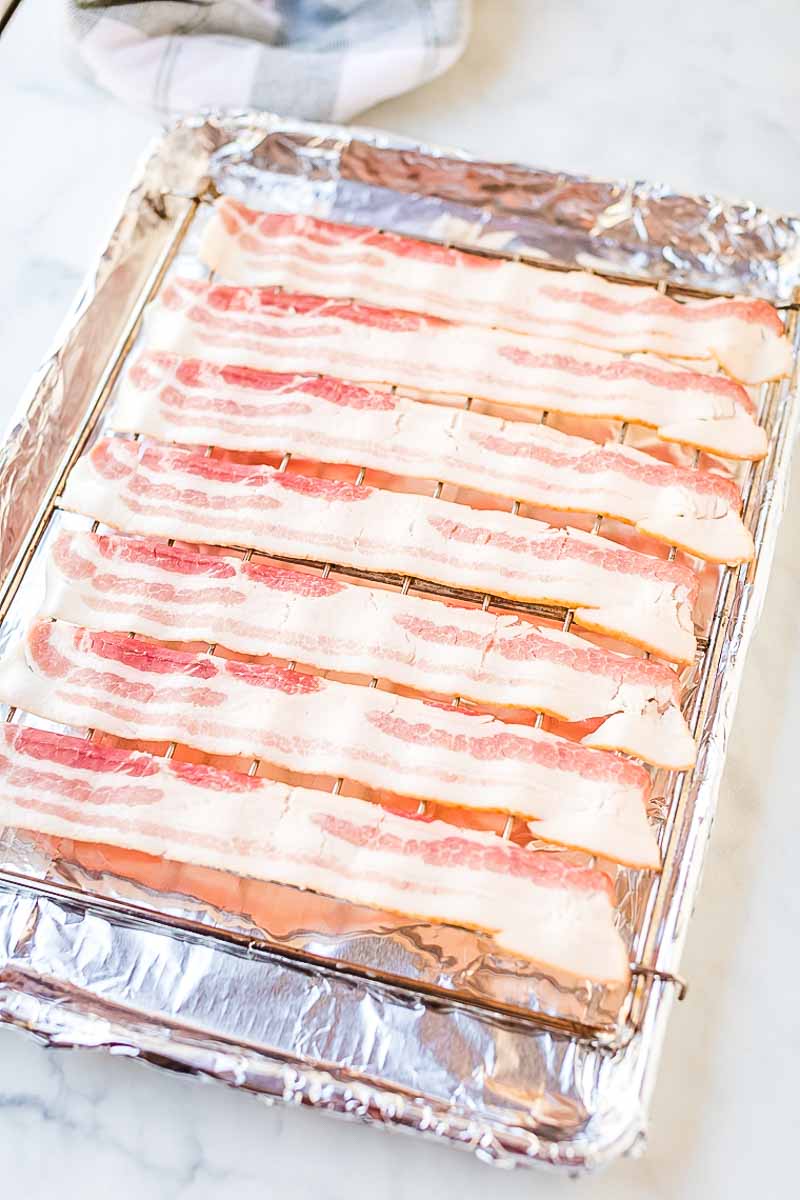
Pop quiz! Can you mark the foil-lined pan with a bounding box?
[0,112,798,1173]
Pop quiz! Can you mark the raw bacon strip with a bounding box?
[0,726,629,985]
[45,531,696,770]
[44,531,695,769]
[0,619,659,868]
[201,199,793,386]
[113,352,753,564]
[60,439,699,664]
[147,278,768,461]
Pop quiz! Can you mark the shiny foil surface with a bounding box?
[0,113,798,1173]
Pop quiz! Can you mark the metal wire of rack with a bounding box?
[0,189,796,1041]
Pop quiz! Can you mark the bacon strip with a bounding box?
[44,531,696,770]
[146,278,767,460]
[60,439,698,663]
[0,726,629,985]
[113,351,753,564]
[200,199,793,386]
[0,619,659,867]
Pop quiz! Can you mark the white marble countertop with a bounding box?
[1,1,799,1195]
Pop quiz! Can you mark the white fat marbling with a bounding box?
[1,0,799,1196]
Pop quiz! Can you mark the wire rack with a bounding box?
[0,188,797,1044]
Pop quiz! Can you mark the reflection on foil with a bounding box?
[0,885,644,1169]
[0,112,799,1174]
[197,117,800,297]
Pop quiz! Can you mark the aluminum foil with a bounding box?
[0,112,798,1174]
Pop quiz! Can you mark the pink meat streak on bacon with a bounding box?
[112,350,751,564]
[393,611,484,652]
[425,514,695,590]
[12,724,159,777]
[0,725,629,984]
[311,812,605,890]
[0,617,660,867]
[538,282,784,334]
[32,622,321,697]
[44,531,695,769]
[497,344,753,411]
[168,279,446,333]
[2,759,162,809]
[56,531,344,599]
[166,355,398,411]
[201,198,790,385]
[467,429,739,505]
[365,708,645,787]
[271,472,372,502]
[99,536,238,580]
[59,438,699,663]
[240,559,344,596]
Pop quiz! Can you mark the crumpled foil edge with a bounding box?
[0,111,799,1175]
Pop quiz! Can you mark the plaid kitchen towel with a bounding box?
[66,1,472,121]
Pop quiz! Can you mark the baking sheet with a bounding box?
[0,112,798,1173]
